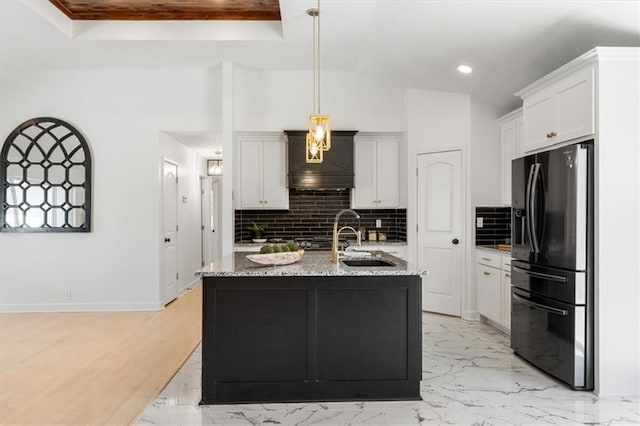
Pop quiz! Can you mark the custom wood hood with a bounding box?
[285,130,357,191]
[49,0,281,21]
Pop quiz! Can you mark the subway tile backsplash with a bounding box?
[475,206,511,246]
[235,189,407,242]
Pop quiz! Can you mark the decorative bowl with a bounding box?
[252,238,267,243]
[246,250,305,266]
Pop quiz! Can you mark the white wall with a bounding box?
[470,99,502,207]
[159,133,206,297]
[234,68,404,132]
[404,88,474,319]
[0,69,213,311]
[594,53,640,396]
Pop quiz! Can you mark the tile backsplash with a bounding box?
[475,206,511,246]
[235,189,407,242]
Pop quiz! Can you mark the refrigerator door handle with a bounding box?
[530,163,541,253]
[525,164,536,253]
[513,293,568,316]
[512,265,568,282]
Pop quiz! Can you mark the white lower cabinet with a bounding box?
[476,249,511,332]
[501,269,511,329]
[477,263,501,323]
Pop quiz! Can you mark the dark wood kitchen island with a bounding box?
[197,250,425,404]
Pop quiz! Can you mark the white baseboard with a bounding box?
[0,300,164,313]
[179,278,201,295]
[463,310,480,321]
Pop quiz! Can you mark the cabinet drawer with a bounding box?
[476,250,501,268]
[501,256,512,271]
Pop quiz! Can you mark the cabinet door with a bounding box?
[556,65,595,143]
[501,270,511,331]
[477,264,501,323]
[500,120,517,206]
[352,141,377,208]
[522,90,555,153]
[240,141,264,209]
[262,140,289,209]
[376,141,400,208]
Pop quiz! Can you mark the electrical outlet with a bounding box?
[64,290,72,300]
[476,217,483,228]
[376,219,382,228]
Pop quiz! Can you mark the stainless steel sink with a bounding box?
[341,259,396,267]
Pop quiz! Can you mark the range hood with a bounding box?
[285,130,357,190]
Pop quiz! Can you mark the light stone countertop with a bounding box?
[476,245,512,256]
[198,250,425,277]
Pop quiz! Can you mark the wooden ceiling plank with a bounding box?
[48,0,281,21]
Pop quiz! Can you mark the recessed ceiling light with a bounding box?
[457,65,473,74]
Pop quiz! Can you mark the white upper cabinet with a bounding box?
[518,64,595,153]
[498,108,522,206]
[352,133,400,209]
[236,132,288,210]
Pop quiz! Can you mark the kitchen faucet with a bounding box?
[332,209,361,262]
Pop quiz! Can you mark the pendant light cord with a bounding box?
[312,10,317,114]
[309,0,322,116]
[317,0,321,115]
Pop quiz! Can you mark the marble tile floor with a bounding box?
[137,313,639,425]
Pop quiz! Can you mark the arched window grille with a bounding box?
[0,117,92,232]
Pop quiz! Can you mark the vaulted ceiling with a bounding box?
[1,1,639,112]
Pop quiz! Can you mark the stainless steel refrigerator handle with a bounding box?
[512,265,568,282]
[530,163,541,253]
[525,164,536,253]
[513,293,568,316]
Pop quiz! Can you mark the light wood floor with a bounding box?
[0,285,202,426]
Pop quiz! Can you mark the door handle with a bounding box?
[512,265,567,282]
[525,164,535,253]
[452,238,459,245]
[513,293,568,316]
[530,163,542,253]
[164,237,171,243]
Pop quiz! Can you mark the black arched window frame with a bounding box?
[0,117,92,232]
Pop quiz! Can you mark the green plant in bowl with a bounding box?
[247,222,266,240]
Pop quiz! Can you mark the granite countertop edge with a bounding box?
[234,240,408,247]
[198,250,425,278]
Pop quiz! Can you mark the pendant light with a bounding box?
[306,1,330,163]
[207,150,223,176]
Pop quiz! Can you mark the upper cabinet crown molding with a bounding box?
[497,107,523,124]
[514,47,638,99]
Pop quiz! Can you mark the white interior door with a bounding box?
[417,150,463,316]
[200,177,211,267]
[200,177,221,265]
[210,179,221,261]
[163,159,178,305]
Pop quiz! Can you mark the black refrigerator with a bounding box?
[510,141,594,390]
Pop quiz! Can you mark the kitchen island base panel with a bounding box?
[201,275,422,404]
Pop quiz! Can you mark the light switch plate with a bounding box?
[476,217,483,228]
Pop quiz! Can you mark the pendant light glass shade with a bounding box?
[306,132,323,163]
[207,159,223,176]
[309,114,331,151]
